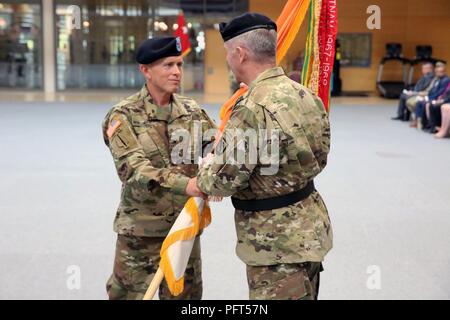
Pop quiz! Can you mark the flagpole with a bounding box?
[143,268,164,300]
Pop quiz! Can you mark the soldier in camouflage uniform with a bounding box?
[195,13,333,300]
[102,37,216,300]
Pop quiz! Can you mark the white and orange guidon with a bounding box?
[159,197,211,295]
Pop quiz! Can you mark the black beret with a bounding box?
[135,37,182,64]
[219,13,277,42]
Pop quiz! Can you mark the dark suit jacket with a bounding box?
[428,76,450,101]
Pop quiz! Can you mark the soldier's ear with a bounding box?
[236,46,246,64]
[139,64,152,81]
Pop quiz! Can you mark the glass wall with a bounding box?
[55,0,150,89]
[156,0,249,92]
[0,0,42,89]
[54,0,248,91]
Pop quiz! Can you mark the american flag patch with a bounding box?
[107,118,122,138]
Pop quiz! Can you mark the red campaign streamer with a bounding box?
[318,0,338,111]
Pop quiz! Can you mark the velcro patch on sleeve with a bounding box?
[107,117,122,138]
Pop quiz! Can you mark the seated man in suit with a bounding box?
[392,62,434,121]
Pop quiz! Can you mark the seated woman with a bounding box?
[426,82,450,133]
[435,103,450,138]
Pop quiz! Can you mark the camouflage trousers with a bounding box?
[246,262,323,300]
[106,234,202,300]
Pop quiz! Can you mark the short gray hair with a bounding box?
[227,28,277,63]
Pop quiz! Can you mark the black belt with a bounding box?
[231,180,316,211]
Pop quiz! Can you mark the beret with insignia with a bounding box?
[135,37,182,64]
[219,13,277,42]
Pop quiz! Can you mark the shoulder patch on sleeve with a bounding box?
[107,117,122,138]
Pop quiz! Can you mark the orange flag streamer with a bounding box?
[277,0,311,64]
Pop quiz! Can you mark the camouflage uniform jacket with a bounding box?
[197,67,333,266]
[102,85,216,237]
